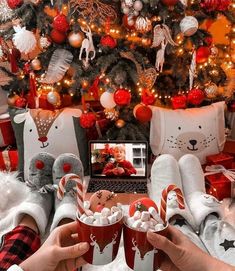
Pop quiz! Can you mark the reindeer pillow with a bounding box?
[150,102,226,164]
[9,107,89,180]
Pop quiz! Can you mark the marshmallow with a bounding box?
[141,211,150,222]
[101,208,111,217]
[100,217,109,225]
[85,209,94,216]
[80,213,87,221]
[141,222,150,231]
[127,216,135,226]
[132,220,142,229]
[149,207,163,224]
[94,212,102,220]
[108,214,117,224]
[133,211,141,220]
[155,224,165,231]
[93,219,100,226]
[111,206,120,214]
[83,216,94,225]
[114,210,122,221]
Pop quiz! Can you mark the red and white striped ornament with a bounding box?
[57,173,84,217]
[160,184,185,224]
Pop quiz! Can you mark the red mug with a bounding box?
[77,216,123,265]
[123,222,169,271]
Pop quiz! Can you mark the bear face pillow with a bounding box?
[150,102,226,164]
[9,107,89,180]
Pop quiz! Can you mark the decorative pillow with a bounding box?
[9,107,89,180]
[150,102,226,164]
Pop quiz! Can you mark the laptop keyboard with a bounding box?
[87,179,147,194]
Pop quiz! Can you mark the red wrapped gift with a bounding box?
[0,146,18,171]
[205,165,235,200]
[206,152,234,169]
[0,116,16,147]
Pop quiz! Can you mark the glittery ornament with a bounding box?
[171,95,187,109]
[180,16,198,37]
[53,14,69,33]
[161,0,178,6]
[196,46,210,63]
[133,104,152,122]
[31,58,41,71]
[47,91,61,106]
[13,26,37,54]
[100,35,117,49]
[205,83,218,99]
[39,35,51,49]
[122,14,136,30]
[80,112,97,128]
[0,0,15,21]
[7,0,22,9]
[50,29,67,44]
[115,119,126,128]
[104,108,119,120]
[187,88,205,105]
[135,16,152,33]
[15,97,27,108]
[114,88,131,106]
[124,0,134,6]
[210,45,218,57]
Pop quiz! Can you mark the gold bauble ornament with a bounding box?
[205,83,218,99]
[31,58,41,71]
[115,119,126,128]
[47,91,61,107]
[68,31,84,48]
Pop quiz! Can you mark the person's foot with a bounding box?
[14,152,55,235]
[51,153,84,231]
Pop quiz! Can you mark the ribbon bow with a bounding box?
[205,165,235,183]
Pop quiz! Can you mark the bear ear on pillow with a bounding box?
[150,102,226,164]
[9,107,89,181]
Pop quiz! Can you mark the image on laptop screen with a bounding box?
[90,141,147,178]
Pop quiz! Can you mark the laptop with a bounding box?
[86,140,148,202]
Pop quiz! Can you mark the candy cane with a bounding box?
[160,184,185,224]
[57,173,84,217]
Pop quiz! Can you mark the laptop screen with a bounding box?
[89,141,148,179]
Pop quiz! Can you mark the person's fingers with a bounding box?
[57,242,89,260]
[147,231,181,258]
[59,221,78,236]
[63,257,87,271]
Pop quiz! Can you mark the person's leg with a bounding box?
[0,215,40,271]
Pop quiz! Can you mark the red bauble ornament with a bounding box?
[7,0,22,9]
[129,197,158,216]
[100,35,117,49]
[187,88,205,106]
[15,97,27,108]
[196,46,210,63]
[50,29,67,44]
[204,36,213,46]
[141,89,156,105]
[80,112,97,129]
[171,95,187,109]
[113,88,131,106]
[53,14,70,33]
[200,0,231,10]
[161,0,178,6]
[133,104,152,122]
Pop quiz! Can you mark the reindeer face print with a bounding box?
[166,125,216,154]
[167,191,179,208]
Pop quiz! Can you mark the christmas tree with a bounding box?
[0,0,234,140]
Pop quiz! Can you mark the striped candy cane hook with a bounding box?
[57,173,84,217]
[160,184,185,224]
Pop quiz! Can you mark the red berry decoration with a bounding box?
[161,0,178,6]
[196,46,210,63]
[171,95,187,109]
[63,163,71,173]
[113,88,131,106]
[50,29,67,44]
[204,36,213,47]
[133,104,152,122]
[80,112,97,129]
[100,35,117,49]
[15,97,27,108]
[187,88,205,106]
[7,0,22,9]
[217,0,231,10]
[53,14,70,33]
[129,197,158,217]
[200,0,231,11]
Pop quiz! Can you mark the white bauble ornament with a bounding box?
[180,16,198,37]
[135,16,152,32]
[13,25,36,54]
[133,10,139,16]
[39,36,51,49]
[100,92,116,109]
[205,83,218,99]
[127,16,135,26]
[133,0,143,11]
[124,0,134,6]
[47,91,61,106]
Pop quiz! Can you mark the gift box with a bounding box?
[0,117,16,147]
[206,152,234,169]
[0,146,18,171]
[205,165,235,200]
